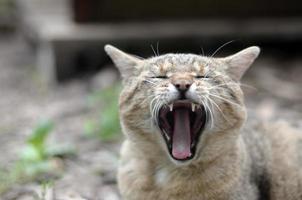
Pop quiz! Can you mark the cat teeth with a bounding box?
[163,130,170,141]
[168,103,198,112]
[191,103,200,112]
[192,103,196,112]
[165,133,170,141]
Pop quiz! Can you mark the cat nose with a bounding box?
[174,82,192,92]
[171,74,194,94]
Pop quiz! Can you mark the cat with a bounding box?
[104,44,302,200]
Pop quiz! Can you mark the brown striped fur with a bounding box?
[105,45,302,200]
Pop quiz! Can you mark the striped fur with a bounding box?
[105,45,302,200]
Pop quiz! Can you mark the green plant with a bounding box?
[0,120,74,195]
[85,84,121,141]
[22,120,54,162]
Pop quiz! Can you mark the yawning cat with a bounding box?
[105,44,302,200]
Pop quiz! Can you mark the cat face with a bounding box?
[105,45,260,164]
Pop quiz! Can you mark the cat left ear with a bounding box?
[104,44,143,79]
[224,46,260,81]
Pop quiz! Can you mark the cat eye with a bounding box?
[151,76,168,79]
[195,75,209,79]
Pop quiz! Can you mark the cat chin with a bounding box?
[168,156,196,166]
[153,128,199,166]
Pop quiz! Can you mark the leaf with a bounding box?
[27,120,54,159]
[20,144,43,161]
[23,161,54,177]
[28,120,54,147]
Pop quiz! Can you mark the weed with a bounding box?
[85,84,122,141]
[0,120,75,195]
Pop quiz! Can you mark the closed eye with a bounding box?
[195,75,210,79]
[151,76,168,79]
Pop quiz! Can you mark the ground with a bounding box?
[0,34,301,200]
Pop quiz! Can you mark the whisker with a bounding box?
[205,96,232,125]
[206,82,241,90]
[152,101,159,123]
[150,44,158,56]
[150,96,164,126]
[156,41,160,56]
[209,83,257,91]
[203,40,235,76]
[144,79,157,86]
[203,60,217,77]
[200,46,205,56]
[206,101,215,129]
[210,40,236,58]
[203,99,213,128]
[207,93,243,108]
[148,92,166,98]
[150,96,160,120]
[154,100,163,125]
[237,83,257,90]
[200,98,214,129]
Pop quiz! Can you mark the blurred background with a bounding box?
[0,0,301,199]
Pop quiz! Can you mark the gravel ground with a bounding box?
[0,34,301,200]
[0,35,121,200]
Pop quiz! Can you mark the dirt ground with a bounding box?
[0,34,301,200]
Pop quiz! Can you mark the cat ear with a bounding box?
[104,44,143,79]
[224,46,260,81]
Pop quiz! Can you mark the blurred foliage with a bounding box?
[0,0,13,16]
[0,120,75,195]
[85,84,122,141]
[40,181,54,200]
[0,0,14,30]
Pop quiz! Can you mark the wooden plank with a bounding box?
[16,0,302,84]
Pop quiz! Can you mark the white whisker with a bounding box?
[207,93,243,108]
[206,82,256,91]
[210,40,235,58]
[200,98,214,129]
[205,96,232,125]
[144,79,157,86]
[156,41,160,56]
[150,44,158,56]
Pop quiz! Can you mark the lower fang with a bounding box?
[169,104,173,111]
[163,130,170,140]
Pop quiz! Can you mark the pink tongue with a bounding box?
[172,108,192,160]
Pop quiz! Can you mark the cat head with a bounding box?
[105,45,260,164]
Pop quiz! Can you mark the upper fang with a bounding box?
[169,104,173,111]
[192,103,196,112]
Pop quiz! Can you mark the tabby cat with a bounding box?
[105,44,302,200]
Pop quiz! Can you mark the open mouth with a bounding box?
[158,100,207,161]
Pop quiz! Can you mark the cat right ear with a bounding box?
[223,46,260,81]
[104,45,143,79]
